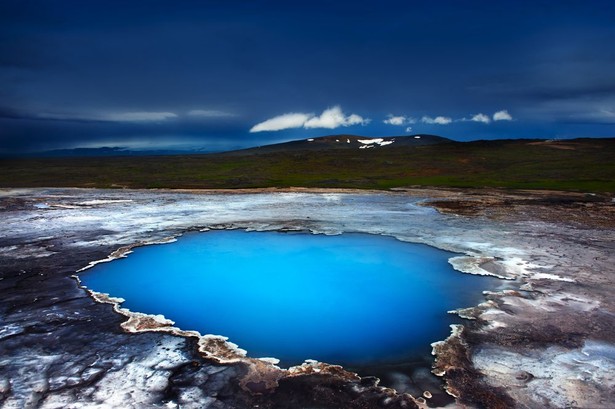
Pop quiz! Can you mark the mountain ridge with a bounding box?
[8,134,613,158]
[221,134,453,156]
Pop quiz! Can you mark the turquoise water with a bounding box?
[80,230,495,366]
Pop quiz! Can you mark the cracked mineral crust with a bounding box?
[1,187,614,408]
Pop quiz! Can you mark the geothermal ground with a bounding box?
[1,188,614,408]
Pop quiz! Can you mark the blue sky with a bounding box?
[1,0,614,153]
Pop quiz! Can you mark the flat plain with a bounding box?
[2,137,614,192]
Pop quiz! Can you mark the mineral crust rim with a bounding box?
[72,223,516,401]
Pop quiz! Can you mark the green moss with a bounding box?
[1,138,614,192]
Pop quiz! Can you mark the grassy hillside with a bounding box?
[1,137,614,192]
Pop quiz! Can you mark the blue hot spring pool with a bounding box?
[80,230,496,366]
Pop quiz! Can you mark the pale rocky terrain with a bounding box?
[1,188,613,408]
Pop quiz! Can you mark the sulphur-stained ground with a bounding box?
[0,187,614,409]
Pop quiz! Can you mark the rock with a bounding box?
[1,187,614,408]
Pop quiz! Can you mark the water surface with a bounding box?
[80,230,496,366]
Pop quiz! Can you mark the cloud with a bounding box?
[383,114,416,126]
[421,115,452,125]
[470,113,491,124]
[250,106,369,132]
[33,112,88,121]
[250,112,312,132]
[458,111,516,124]
[36,111,178,122]
[187,109,236,118]
[102,112,178,122]
[591,108,615,122]
[384,115,405,125]
[493,110,513,121]
[15,108,235,123]
[303,106,369,129]
[527,99,615,124]
[405,126,413,133]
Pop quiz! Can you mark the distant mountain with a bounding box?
[32,147,133,157]
[14,134,452,158]
[222,134,453,156]
[19,146,218,158]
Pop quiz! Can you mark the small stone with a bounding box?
[514,371,534,382]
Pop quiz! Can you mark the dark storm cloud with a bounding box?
[1,0,614,153]
[0,114,249,153]
[465,18,615,125]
